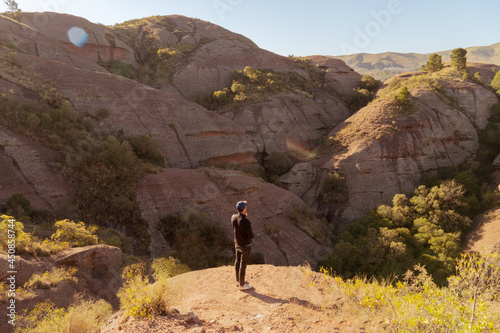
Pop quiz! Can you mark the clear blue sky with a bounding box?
[6,0,500,56]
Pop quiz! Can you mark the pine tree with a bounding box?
[425,54,443,72]
[450,48,467,72]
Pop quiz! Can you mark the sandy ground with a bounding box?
[465,208,500,253]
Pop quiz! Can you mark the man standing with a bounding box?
[232,200,254,291]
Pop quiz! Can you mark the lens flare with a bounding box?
[286,138,317,160]
[67,27,89,47]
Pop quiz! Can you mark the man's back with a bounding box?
[232,213,254,247]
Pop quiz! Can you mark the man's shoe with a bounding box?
[238,283,253,291]
[236,281,248,287]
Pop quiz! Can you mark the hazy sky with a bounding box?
[5,0,499,56]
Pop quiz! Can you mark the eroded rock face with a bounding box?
[283,77,499,221]
[20,12,138,67]
[0,15,105,72]
[0,125,75,211]
[306,56,363,95]
[155,16,300,101]
[9,51,258,168]
[222,93,350,154]
[136,168,329,266]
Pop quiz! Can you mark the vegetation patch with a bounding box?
[320,155,500,285]
[318,171,349,204]
[158,212,233,270]
[15,298,113,333]
[0,94,165,253]
[108,16,210,86]
[317,251,499,332]
[289,204,332,246]
[0,52,65,106]
[197,65,318,112]
[24,267,78,290]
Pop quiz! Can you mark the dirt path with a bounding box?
[465,208,500,253]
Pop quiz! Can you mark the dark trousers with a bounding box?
[235,245,252,286]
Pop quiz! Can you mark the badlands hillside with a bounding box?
[0,10,500,333]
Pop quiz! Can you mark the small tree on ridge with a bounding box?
[450,48,467,73]
[424,53,443,72]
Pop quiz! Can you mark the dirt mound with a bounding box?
[102,265,381,333]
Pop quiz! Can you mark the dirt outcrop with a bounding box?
[152,16,299,101]
[136,168,329,266]
[102,265,382,333]
[282,71,499,221]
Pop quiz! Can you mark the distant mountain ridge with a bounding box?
[334,42,500,80]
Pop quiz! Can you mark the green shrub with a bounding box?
[198,66,317,112]
[117,275,170,319]
[122,262,147,281]
[289,55,325,87]
[127,134,165,167]
[4,193,32,221]
[158,212,232,270]
[0,215,33,254]
[151,257,190,280]
[394,86,412,108]
[492,70,500,93]
[321,180,474,284]
[423,53,443,72]
[450,47,467,73]
[318,172,349,204]
[24,267,78,289]
[99,60,135,79]
[51,220,98,247]
[0,92,156,253]
[264,152,295,177]
[96,227,133,253]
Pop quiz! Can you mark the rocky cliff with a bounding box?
[136,168,329,265]
[1,12,354,266]
[283,65,500,221]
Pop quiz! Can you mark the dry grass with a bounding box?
[24,267,78,290]
[304,256,500,333]
[15,298,113,333]
[0,52,65,106]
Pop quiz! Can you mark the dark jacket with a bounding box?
[231,213,254,247]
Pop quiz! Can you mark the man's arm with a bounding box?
[245,218,254,241]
